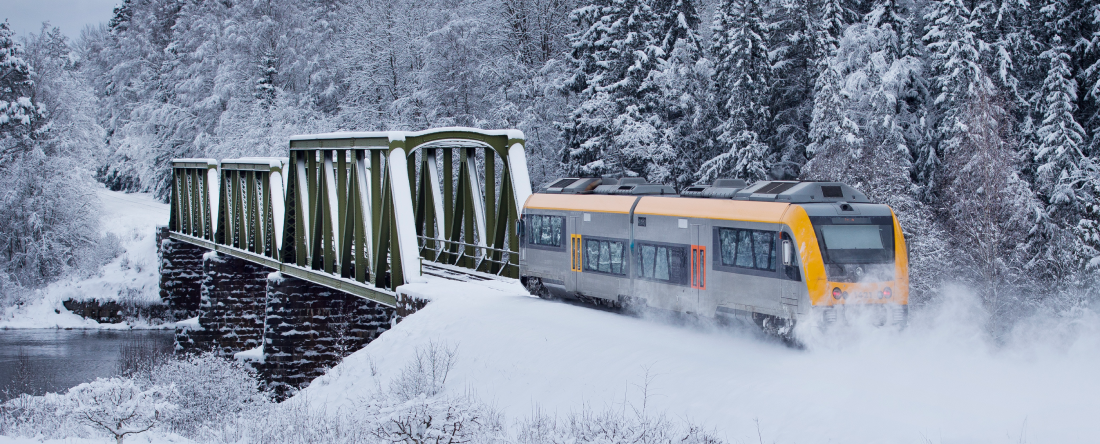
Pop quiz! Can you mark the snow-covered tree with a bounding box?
[764,0,816,164]
[143,353,269,435]
[636,0,708,187]
[940,85,1042,319]
[816,0,859,61]
[359,343,502,443]
[61,377,176,444]
[1035,41,1088,209]
[1030,19,1100,276]
[703,0,771,183]
[0,21,44,158]
[562,0,663,178]
[648,39,714,187]
[0,25,109,290]
[921,0,990,197]
[87,0,343,200]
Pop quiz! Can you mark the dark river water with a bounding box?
[0,329,175,399]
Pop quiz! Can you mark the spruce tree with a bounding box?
[1079,0,1100,155]
[645,0,708,187]
[816,0,858,62]
[0,21,44,158]
[921,0,990,198]
[702,0,772,183]
[767,0,816,166]
[563,0,662,178]
[1035,43,1087,208]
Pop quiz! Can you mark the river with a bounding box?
[0,329,175,399]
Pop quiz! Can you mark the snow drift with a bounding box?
[300,279,1100,443]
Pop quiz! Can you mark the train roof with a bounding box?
[528,178,886,223]
[538,178,870,204]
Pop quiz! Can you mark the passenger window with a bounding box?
[718,227,777,272]
[585,240,600,271]
[655,246,670,280]
[583,238,626,275]
[641,245,655,278]
[610,242,623,274]
[735,230,754,268]
[637,242,686,283]
[720,229,737,266]
[753,231,774,270]
[528,215,564,248]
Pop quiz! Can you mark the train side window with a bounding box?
[735,230,754,268]
[528,215,564,248]
[609,241,624,274]
[655,246,670,280]
[585,239,600,271]
[583,238,626,275]
[717,227,777,272]
[637,242,686,284]
[753,231,775,271]
[719,229,737,266]
[641,245,656,278]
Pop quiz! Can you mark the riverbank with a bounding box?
[0,187,170,330]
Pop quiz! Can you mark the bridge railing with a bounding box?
[169,159,218,240]
[216,158,286,260]
[168,128,531,305]
[416,235,515,276]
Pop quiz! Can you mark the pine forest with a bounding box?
[2,0,1100,330]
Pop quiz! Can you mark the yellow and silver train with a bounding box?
[518,178,909,334]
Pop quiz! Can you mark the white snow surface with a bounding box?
[301,279,1100,443]
[0,186,170,329]
[0,432,194,444]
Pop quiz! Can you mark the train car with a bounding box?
[518,178,909,334]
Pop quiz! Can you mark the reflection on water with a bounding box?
[0,329,175,399]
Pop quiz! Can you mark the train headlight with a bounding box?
[832,287,842,300]
[882,287,892,299]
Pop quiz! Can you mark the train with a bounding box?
[517,177,909,335]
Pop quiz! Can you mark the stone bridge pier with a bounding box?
[160,232,395,398]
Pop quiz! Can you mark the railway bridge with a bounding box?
[158,127,532,396]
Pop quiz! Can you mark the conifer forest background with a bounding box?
[2,0,1100,331]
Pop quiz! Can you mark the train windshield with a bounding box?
[810,216,895,264]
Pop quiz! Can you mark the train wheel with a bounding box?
[522,276,553,299]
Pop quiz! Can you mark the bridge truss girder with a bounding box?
[170,128,531,305]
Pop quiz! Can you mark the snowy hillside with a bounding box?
[300,279,1100,443]
[0,187,169,329]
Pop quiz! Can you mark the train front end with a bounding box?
[792,198,909,327]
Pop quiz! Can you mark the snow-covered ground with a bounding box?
[0,187,169,329]
[301,279,1100,443]
[4,185,1098,443]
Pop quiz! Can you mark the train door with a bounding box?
[779,232,800,317]
[690,224,706,313]
[567,216,581,295]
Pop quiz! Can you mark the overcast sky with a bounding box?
[3,0,120,40]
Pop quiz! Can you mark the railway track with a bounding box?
[420,261,508,283]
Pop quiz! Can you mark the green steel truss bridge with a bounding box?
[167,128,532,307]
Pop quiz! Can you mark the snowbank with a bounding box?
[0,187,170,329]
[0,432,194,444]
[300,278,1100,443]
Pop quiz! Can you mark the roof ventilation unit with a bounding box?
[680,179,749,198]
[593,177,675,195]
[733,181,872,203]
[542,178,602,194]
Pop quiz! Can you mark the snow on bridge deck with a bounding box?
[298,277,1100,443]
